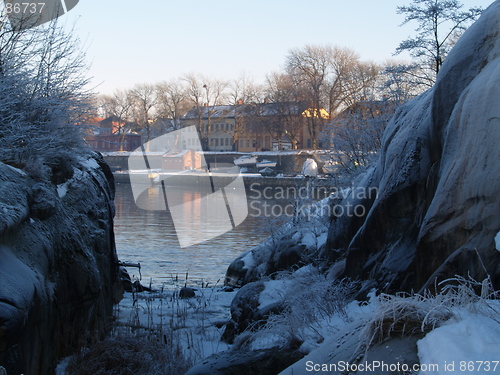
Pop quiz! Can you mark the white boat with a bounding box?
[256,159,277,168]
[234,155,257,166]
[302,158,318,177]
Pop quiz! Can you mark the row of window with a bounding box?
[210,137,232,147]
[203,122,234,132]
[239,137,272,149]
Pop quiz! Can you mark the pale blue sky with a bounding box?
[62,0,494,95]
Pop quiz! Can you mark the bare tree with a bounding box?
[381,60,427,103]
[129,83,157,144]
[156,79,191,131]
[324,100,398,172]
[286,45,331,149]
[97,90,133,132]
[286,45,379,149]
[0,15,93,168]
[395,0,483,85]
[265,72,306,149]
[183,74,228,150]
[228,72,264,150]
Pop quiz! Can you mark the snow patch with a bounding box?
[57,183,68,198]
[79,158,100,170]
[240,250,255,270]
[495,231,500,252]
[258,279,289,310]
[3,163,27,175]
[417,313,500,375]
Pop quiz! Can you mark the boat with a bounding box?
[302,158,318,177]
[259,167,276,177]
[256,159,277,168]
[234,155,257,167]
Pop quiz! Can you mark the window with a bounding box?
[246,140,250,148]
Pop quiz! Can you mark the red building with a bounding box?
[86,116,142,152]
[162,150,202,171]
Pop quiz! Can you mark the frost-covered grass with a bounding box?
[361,274,500,349]
[279,276,500,375]
[59,277,236,375]
[233,267,359,353]
[59,269,500,375]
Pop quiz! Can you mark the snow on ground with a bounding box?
[417,311,500,375]
[495,231,500,251]
[279,294,500,375]
[114,284,236,364]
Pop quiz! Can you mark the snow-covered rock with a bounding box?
[225,196,332,287]
[328,0,500,292]
[0,154,120,375]
[417,314,500,375]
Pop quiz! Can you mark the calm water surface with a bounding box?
[113,182,274,288]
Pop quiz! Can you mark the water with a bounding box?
[113,182,272,288]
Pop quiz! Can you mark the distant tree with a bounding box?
[286,45,330,149]
[183,74,228,150]
[286,45,379,149]
[155,79,191,131]
[326,48,380,114]
[228,73,264,150]
[381,61,428,103]
[0,15,92,170]
[324,100,398,172]
[129,83,157,144]
[395,0,483,86]
[97,90,134,133]
[265,72,306,149]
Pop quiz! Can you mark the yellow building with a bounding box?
[180,102,329,151]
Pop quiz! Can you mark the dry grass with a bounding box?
[361,293,453,346]
[361,275,500,348]
[65,330,191,375]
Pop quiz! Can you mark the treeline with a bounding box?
[96,45,425,150]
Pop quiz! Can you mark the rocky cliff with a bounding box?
[332,0,500,293]
[226,1,500,293]
[0,154,120,375]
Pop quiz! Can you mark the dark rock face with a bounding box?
[225,236,312,288]
[179,286,196,299]
[328,2,500,293]
[185,347,303,375]
[0,154,121,375]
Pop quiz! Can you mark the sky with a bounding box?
[60,0,495,95]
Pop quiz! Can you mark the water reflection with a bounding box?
[113,183,267,287]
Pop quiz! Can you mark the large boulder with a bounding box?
[0,154,120,375]
[328,1,500,292]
